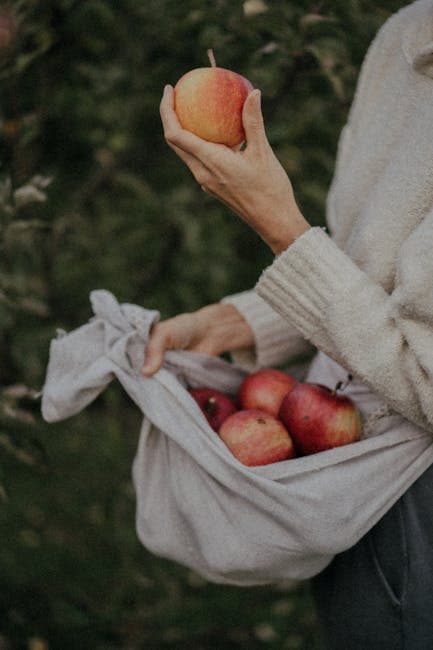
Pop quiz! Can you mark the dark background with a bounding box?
[0,1,406,648]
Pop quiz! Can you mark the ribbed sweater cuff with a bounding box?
[255,227,364,350]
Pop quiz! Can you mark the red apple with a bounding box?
[279,382,362,455]
[174,49,253,147]
[238,368,297,418]
[219,409,296,466]
[189,387,237,432]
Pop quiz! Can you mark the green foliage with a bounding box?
[0,0,406,647]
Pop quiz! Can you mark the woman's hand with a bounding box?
[142,302,255,376]
[160,85,310,254]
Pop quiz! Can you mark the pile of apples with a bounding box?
[189,369,362,466]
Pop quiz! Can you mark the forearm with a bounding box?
[263,206,311,256]
[221,289,314,369]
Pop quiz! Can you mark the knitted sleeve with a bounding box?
[255,217,433,433]
[219,289,313,371]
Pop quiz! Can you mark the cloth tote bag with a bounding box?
[41,290,433,586]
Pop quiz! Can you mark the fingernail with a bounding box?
[142,363,152,375]
[164,84,171,95]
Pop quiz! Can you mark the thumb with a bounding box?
[142,329,167,376]
[242,89,266,148]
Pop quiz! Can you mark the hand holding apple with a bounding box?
[160,60,310,255]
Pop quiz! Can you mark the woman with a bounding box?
[142,1,433,647]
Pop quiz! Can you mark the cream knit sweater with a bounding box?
[222,0,433,433]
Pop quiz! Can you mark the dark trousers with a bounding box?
[312,463,433,649]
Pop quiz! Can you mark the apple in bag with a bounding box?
[279,381,362,455]
[238,368,297,418]
[219,409,296,466]
[189,387,237,432]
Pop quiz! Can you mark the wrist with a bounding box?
[197,303,255,356]
[267,212,311,256]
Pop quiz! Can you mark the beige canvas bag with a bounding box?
[42,290,433,585]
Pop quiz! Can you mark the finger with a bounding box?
[201,184,218,198]
[142,327,168,376]
[160,85,225,163]
[241,89,267,151]
[168,141,200,168]
[168,141,211,186]
[231,142,244,153]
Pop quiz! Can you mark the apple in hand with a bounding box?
[279,382,362,455]
[174,49,253,147]
[189,387,237,432]
[219,409,296,466]
[238,368,297,418]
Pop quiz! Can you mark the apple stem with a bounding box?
[332,374,353,395]
[207,48,217,68]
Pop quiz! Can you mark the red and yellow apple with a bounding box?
[189,387,237,432]
[279,382,362,455]
[238,368,297,418]
[174,50,253,147]
[219,409,296,466]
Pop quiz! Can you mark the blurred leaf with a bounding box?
[14,186,46,208]
[3,384,40,400]
[27,639,48,650]
[0,483,8,503]
[243,0,268,17]
[0,432,49,469]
